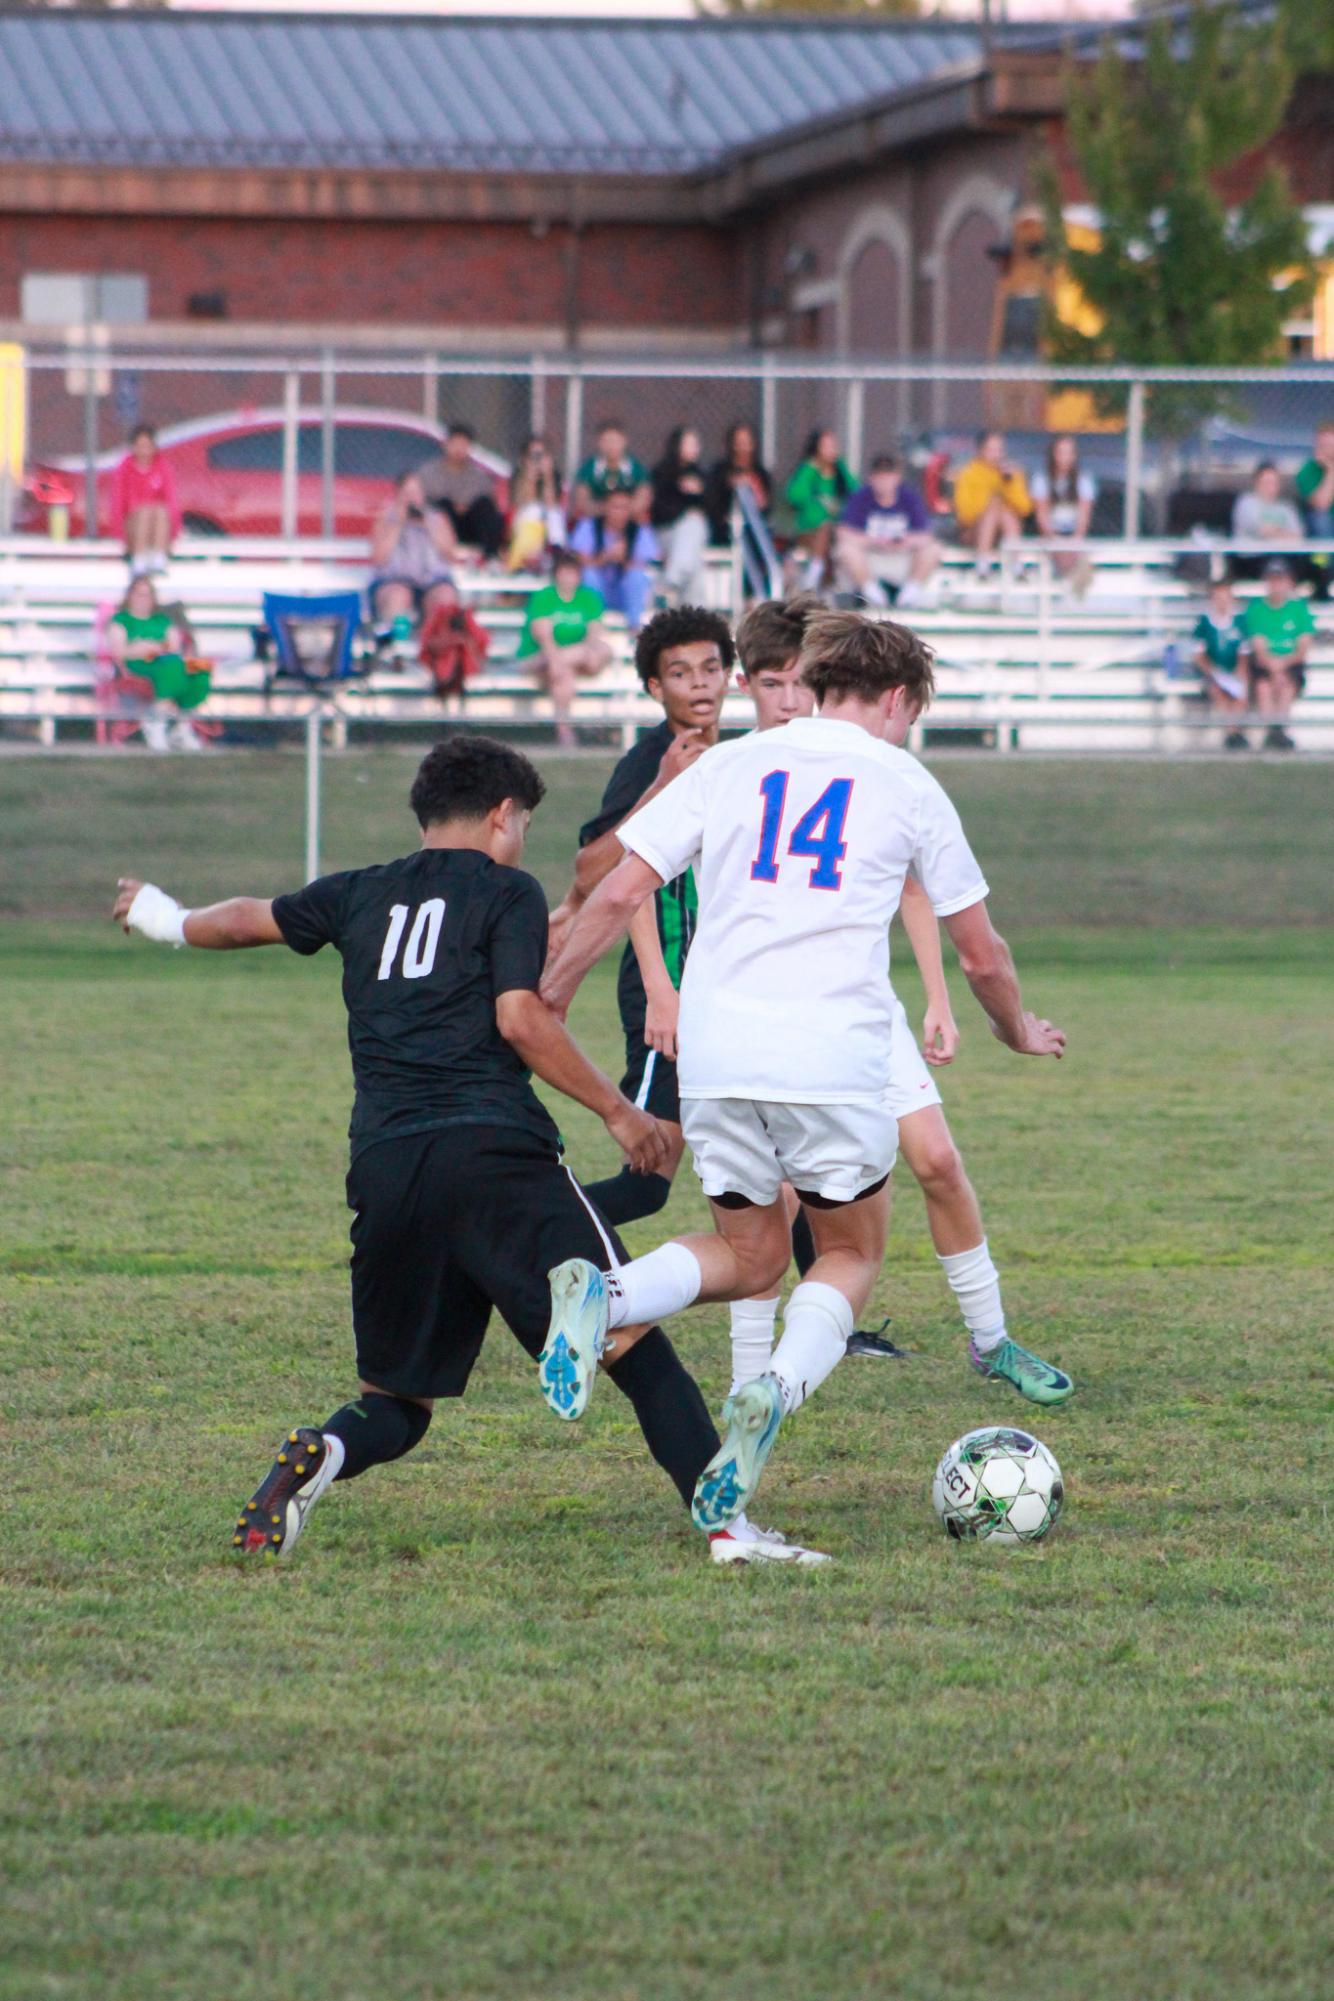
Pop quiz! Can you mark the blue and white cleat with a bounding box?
[539,1259,609,1421]
[692,1373,784,1531]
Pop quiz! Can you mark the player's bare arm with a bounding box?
[943,900,1065,1058]
[899,872,959,1066]
[629,897,679,1061]
[114,878,283,948]
[493,988,668,1175]
[541,852,664,1017]
[548,728,708,933]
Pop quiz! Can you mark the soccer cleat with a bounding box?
[969,1337,1074,1407]
[232,1426,338,1558]
[539,1259,608,1421]
[847,1318,907,1359]
[709,1524,832,1567]
[692,1374,784,1532]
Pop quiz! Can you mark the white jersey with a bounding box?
[617,715,988,1106]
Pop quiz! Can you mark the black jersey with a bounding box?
[578,720,697,1039]
[272,847,558,1159]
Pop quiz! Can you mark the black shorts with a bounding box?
[621,1033,681,1124]
[1249,658,1306,691]
[346,1124,626,1400]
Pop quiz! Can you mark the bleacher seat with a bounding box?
[1,534,1331,752]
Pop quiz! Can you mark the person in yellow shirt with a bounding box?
[952,430,1033,562]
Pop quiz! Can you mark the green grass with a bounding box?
[1,752,1331,2001]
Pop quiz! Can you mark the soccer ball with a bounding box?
[931,1426,1064,1546]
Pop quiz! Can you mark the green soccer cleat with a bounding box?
[969,1336,1074,1407]
[692,1374,785,1532]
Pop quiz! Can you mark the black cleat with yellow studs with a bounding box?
[233,1426,336,1558]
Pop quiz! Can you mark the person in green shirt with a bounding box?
[1295,421,1334,537]
[1192,578,1251,750]
[107,576,211,752]
[515,549,611,747]
[784,428,856,589]
[1241,559,1316,752]
[571,419,651,526]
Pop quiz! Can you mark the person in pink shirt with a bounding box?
[110,425,180,573]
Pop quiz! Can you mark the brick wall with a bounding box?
[0,213,742,334]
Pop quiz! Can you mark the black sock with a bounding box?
[605,1326,720,1512]
[792,1205,816,1277]
[582,1168,673,1228]
[321,1393,431,1481]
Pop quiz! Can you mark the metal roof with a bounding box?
[0,9,1028,177]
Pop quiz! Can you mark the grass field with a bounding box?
[2,751,1331,2001]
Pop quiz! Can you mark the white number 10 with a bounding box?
[377,899,446,981]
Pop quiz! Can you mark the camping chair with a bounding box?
[261,591,366,691]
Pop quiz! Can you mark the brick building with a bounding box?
[1,5,1329,458]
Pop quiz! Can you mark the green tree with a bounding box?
[1042,1,1314,436]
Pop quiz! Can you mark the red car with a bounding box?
[23,408,509,539]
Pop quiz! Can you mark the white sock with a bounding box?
[729,1296,778,1396]
[939,1239,1006,1352]
[319,1432,346,1481]
[769,1280,853,1416]
[605,1240,702,1330]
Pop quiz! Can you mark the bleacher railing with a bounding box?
[2,342,1333,544]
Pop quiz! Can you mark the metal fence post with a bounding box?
[281,368,299,539]
[422,352,439,425]
[1123,378,1145,541]
[305,707,322,883]
[530,353,547,439]
[564,367,584,489]
[83,327,99,537]
[320,349,336,540]
[760,354,778,476]
[845,377,865,476]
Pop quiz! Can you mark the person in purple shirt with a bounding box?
[835,453,941,609]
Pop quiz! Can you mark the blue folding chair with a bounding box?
[262,591,364,688]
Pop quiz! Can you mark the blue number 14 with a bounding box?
[749,771,853,891]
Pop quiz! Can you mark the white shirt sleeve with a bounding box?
[909,773,990,917]
[617,751,709,883]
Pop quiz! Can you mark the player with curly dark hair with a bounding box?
[548,606,734,1230]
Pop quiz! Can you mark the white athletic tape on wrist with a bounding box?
[126,882,190,947]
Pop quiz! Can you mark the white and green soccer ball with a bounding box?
[931,1426,1064,1546]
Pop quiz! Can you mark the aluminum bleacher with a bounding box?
[1,535,1331,753]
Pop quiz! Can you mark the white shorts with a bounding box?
[680,1094,899,1208]
[886,995,942,1121]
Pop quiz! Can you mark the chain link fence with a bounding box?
[3,344,1334,542]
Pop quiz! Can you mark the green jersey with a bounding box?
[515,582,604,658]
[785,458,855,534]
[1242,594,1314,659]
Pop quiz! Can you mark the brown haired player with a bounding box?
[540,612,1068,1538]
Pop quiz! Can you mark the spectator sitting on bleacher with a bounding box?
[109,425,180,577]
[650,426,711,603]
[1032,434,1096,595]
[835,452,939,610]
[572,419,651,524]
[704,420,773,547]
[952,430,1032,569]
[370,471,457,635]
[515,547,612,748]
[785,428,856,590]
[1229,462,1326,598]
[1192,577,1252,751]
[1241,557,1313,753]
[506,435,568,573]
[1295,421,1334,538]
[419,423,506,561]
[107,575,211,753]
[571,490,660,634]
